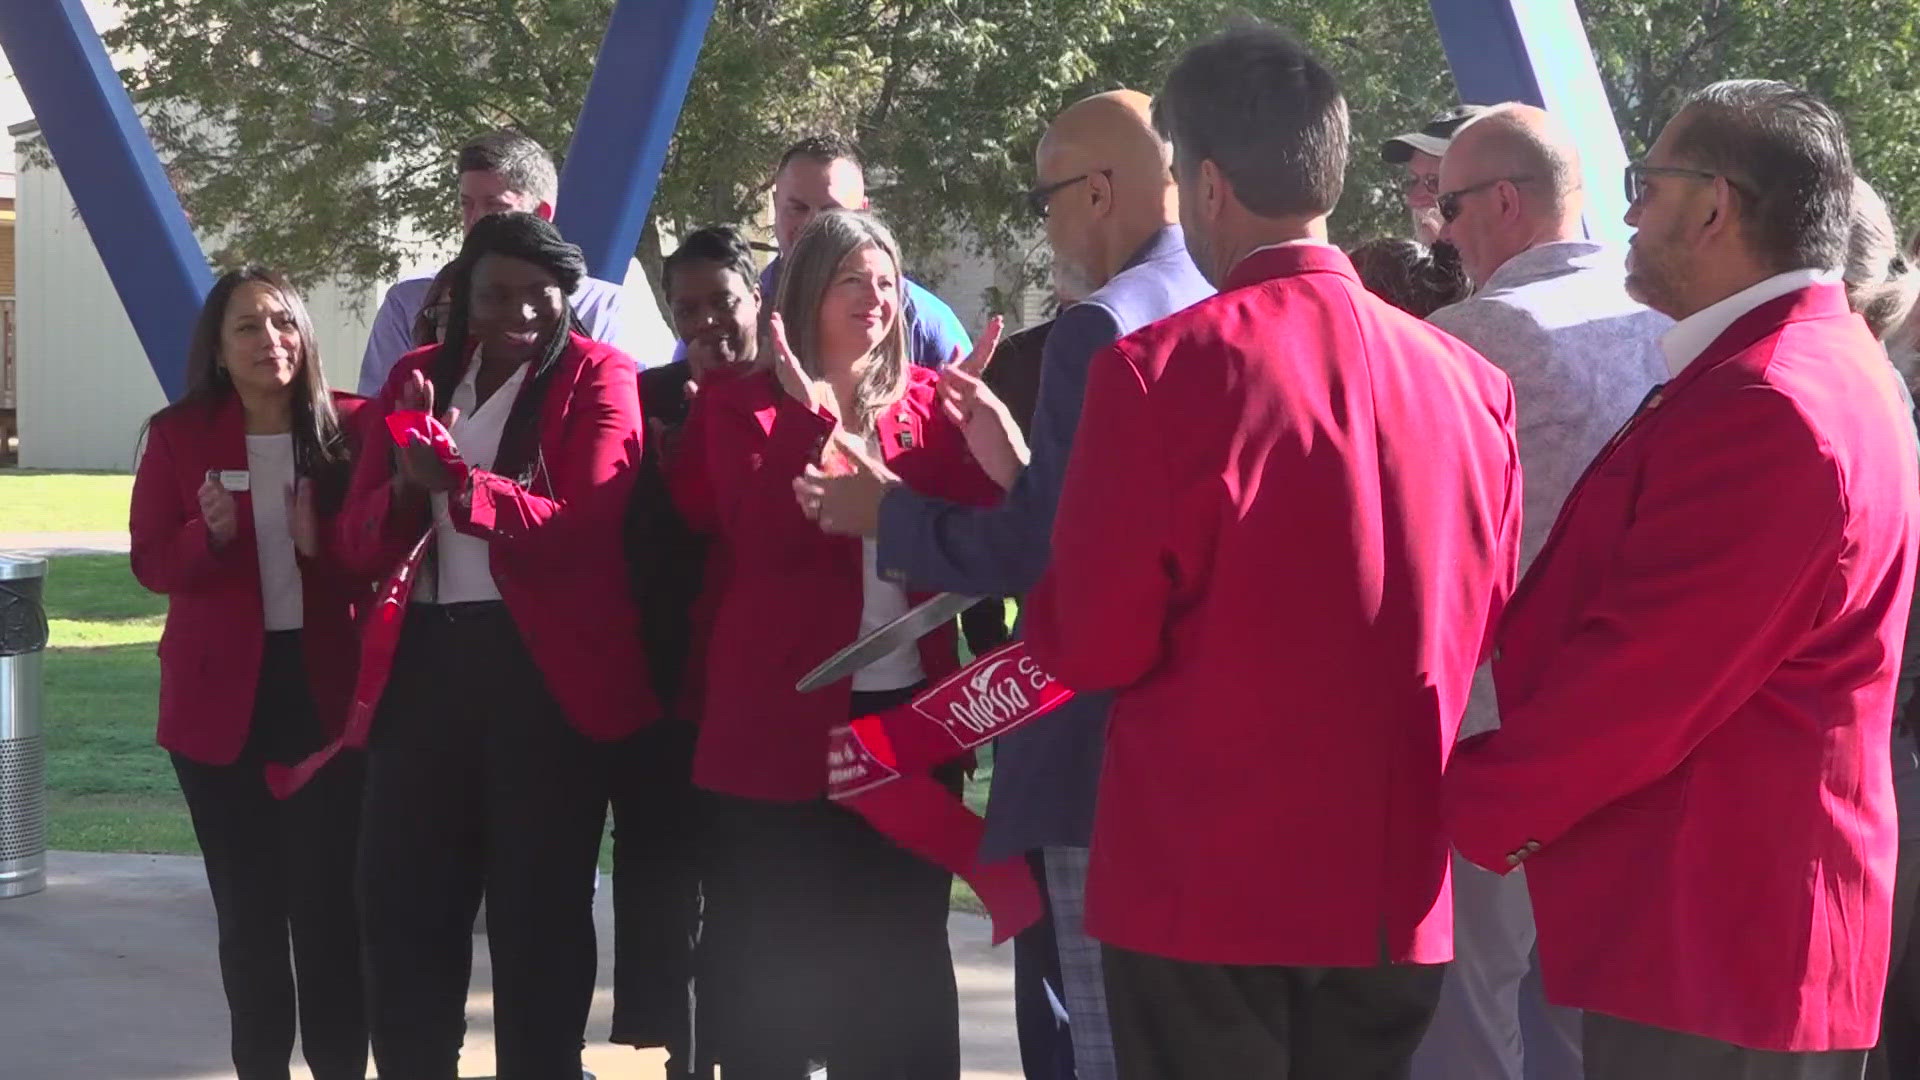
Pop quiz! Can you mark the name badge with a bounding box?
[210,469,251,492]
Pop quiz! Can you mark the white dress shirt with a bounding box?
[246,433,304,631]
[419,354,528,604]
[1660,268,1840,376]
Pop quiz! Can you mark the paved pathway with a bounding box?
[0,530,132,558]
[0,851,1022,1079]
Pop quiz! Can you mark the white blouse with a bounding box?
[419,354,528,604]
[245,433,304,631]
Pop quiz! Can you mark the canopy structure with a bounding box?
[0,0,1626,399]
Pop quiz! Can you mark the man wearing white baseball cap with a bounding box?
[1384,104,1487,243]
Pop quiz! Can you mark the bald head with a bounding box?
[1035,90,1181,298]
[1040,90,1169,182]
[1437,103,1586,285]
[1444,104,1583,218]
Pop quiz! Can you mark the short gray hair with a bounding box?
[1152,18,1349,219]
[457,129,559,205]
[1670,80,1852,274]
[1844,176,1918,340]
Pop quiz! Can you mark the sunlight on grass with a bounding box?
[0,470,135,533]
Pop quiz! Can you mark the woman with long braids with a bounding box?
[340,211,656,1078]
[671,208,1002,1079]
[130,268,371,1080]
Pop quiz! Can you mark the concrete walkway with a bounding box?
[0,851,1022,1080]
[0,530,132,558]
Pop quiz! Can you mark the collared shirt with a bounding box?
[356,271,673,395]
[1660,268,1840,376]
[1232,237,1339,278]
[1428,239,1671,738]
[419,354,528,604]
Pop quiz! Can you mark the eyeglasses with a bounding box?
[1624,163,1749,205]
[1024,169,1113,219]
[1436,176,1536,223]
[1402,172,1440,196]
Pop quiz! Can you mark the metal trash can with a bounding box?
[0,554,50,899]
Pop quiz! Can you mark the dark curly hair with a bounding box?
[1348,238,1470,319]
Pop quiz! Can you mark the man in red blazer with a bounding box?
[1445,80,1920,1080]
[1024,20,1523,1078]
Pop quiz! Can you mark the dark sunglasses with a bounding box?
[1024,169,1114,219]
[1436,176,1536,223]
[1623,162,1749,205]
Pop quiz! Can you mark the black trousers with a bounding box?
[170,630,367,1080]
[1014,849,1077,1080]
[699,686,961,1080]
[356,603,609,1080]
[1870,835,1920,1079]
[1585,1012,1867,1080]
[1103,944,1446,1080]
[610,717,711,1077]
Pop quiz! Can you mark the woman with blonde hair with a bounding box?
[671,208,1002,1079]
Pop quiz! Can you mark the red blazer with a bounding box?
[131,392,373,765]
[339,333,658,741]
[1027,244,1522,966]
[671,366,1002,802]
[1445,285,1919,1051]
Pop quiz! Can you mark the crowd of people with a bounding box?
[126,14,1920,1080]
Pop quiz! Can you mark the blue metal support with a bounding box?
[0,0,211,400]
[555,0,717,281]
[1428,0,1632,244]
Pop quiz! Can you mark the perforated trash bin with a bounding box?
[0,554,49,899]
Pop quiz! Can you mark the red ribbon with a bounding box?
[827,640,1077,944]
[265,412,459,799]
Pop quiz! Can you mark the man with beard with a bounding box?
[797,89,1210,1078]
[1446,80,1920,1079]
[1384,105,1485,245]
[1411,103,1669,1080]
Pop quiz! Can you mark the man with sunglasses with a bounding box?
[1447,80,1919,1079]
[1411,103,1669,1080]
[1383,104,1486,244]
[798,89,1209,1080]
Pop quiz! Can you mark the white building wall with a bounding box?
[920,231,1049,336]
[13,140,380,471]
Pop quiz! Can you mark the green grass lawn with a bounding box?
[0,469,135,532]
[30,558,997,905]
[37,554,192,853]
[9,470,999,908]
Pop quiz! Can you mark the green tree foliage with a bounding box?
[97,0,1920,301]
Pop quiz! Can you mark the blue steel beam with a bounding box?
[1428,0,1632,244]
[0,0,211,400]
[555,0,717,282]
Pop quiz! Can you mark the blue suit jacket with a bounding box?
[876,225,1211,857]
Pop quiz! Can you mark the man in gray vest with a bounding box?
[1412,103,1670,1080]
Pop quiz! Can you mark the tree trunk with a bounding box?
[634,213,670,321]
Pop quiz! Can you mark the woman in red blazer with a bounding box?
[130,268,370,1080]
[671,209,1001,1080]
[337,211,655,1080]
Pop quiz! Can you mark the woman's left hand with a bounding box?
[396,410,461,494]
